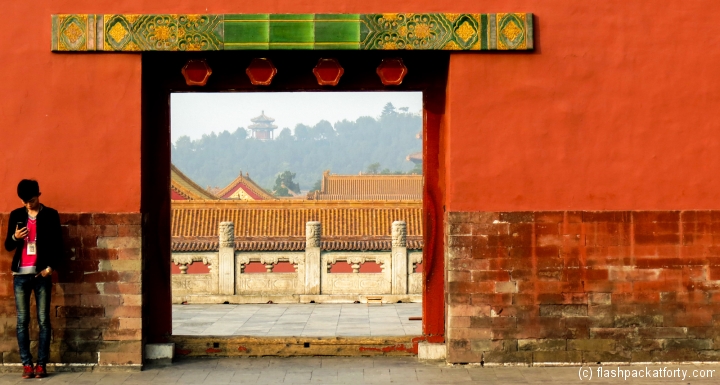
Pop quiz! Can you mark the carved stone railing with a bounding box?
[171,220,422,303]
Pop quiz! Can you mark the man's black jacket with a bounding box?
[4,206,63,273]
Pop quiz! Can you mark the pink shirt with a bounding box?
[20,218,37,268]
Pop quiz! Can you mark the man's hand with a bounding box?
[14,225,28,240]
[35,267,52,278]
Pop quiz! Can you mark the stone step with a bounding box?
[168,336,420,357]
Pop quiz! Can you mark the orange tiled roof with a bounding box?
[310,171,422,201]
[215,172,275,200]
[171,164,218,200]
[171,200,422,251]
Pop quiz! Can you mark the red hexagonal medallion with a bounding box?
[313,58,344,86]
[377,58,408,86]
[181,59,212,86]
[246,58,277,86]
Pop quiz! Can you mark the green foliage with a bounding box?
[273,171,300,197]
[171,109,422,191]
[365,162,381,175]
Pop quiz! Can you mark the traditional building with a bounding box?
[248,111,277,140]
[170,164,218,200]
[308,170,422,200]
[211,171,275,200]
[170,200,423,304]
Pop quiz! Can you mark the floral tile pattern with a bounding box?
[51,13,532,52]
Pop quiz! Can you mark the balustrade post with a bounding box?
[392,221,408,294]
[305,221,322,295]
[218,221,235,295]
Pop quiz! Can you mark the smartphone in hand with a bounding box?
[16,221,26,230]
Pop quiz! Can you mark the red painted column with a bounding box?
[422,91,445,341]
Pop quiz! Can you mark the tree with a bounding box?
[381,102,396,116]
[311,178,322,192]
[366,162,381,175]
[234,127,248,140]
[273,171,301,197]
[294,124,312,141]
[277,127,292,141]
[313,120,336,140]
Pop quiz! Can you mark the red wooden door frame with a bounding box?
[141,51,449,345]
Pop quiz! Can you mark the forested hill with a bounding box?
[171,105,422,192]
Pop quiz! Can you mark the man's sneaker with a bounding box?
[21,365,34,379]
[34,364,47,378]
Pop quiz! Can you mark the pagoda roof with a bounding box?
[309,171,422,201]
[215,171,275,200]
[171,200,422,252]
[250,111,275,123]
[406,151,423,164]
[170,164,218,200]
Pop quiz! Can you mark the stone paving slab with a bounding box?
[1,358,719,384]
[173,303,422,337]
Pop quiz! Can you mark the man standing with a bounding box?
[4,180,63,379]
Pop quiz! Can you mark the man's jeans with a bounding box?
[13,275,52,366]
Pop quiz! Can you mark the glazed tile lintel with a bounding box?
[52,13,533,51]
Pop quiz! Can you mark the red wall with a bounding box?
[3,2,719,209]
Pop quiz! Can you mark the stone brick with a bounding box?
[81,294,122,307]
[119,318,142,330]
[638,327,687,339]
[117,248,142,260]
[117,225,141,237]
[494,281,517,293]
[613,315,663,328]
[99,260,142,272]
[447,328,491,340]
[103,329,141,341]
[469,339,492,352]
[663,338,713,350]
[517,339,566,351]
[121,294,142,306]
[583,351,632,364]
[482,351,532,365]
[98,351,142,365]
[589,328,637,339]
[533,351,582,364]
[567,339,615,351]
[56,306,104,318]
[105,306,142,318]
[539,304,588,317]
[97,237,141,249]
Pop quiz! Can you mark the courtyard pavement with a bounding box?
[173,303,422,337]
[1,357,719,384]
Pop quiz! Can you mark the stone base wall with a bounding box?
[447,211,720,365]
[0,213,142,367]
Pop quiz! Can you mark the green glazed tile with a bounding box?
[225,14,269,48]
[268,43,314,50]
[315,19,360,43]
[526,13,534,49]
[315,42,360,50]
[316,14,359,20]
[226,13,269,21]
[480,14,488,50]
[178,14,223,51]
[269,19,314,45]
[133,14,179,51]
[50,12,535,51]
[269,14,313,21]
[51,15,59,51]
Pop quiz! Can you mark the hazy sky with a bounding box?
[170,92,423,143]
